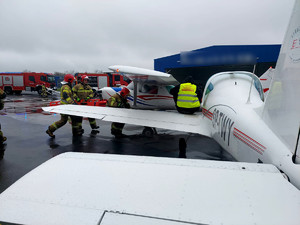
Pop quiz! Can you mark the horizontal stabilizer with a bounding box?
[42,105,211,136]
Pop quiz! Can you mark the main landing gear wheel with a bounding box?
[142,127,157,138]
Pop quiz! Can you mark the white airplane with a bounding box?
[1,1,300,224]
[100,65,178,110]
[42,0,300,187]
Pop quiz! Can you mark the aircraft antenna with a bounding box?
[252,58,259,74]
[246,58,259,104]
[246,77,254,104]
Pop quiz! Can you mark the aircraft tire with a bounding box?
[142,127,154,138]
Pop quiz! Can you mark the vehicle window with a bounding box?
[41,76,46,82]
[29,76,35,82]
[47,75,55,82]
[89,77,97,87]
[114,75,120,81]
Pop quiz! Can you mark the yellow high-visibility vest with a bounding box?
[177,83,200,108]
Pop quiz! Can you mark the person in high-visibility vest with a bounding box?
[170,76,202,114]
[46,74,82,138]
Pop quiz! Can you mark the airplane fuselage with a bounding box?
[101,83,176,110]
[202,71,300,188]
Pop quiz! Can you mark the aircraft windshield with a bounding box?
[204,72,264,102]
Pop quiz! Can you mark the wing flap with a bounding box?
[42,105,211,136]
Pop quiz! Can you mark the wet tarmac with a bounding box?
[0,91,234,193]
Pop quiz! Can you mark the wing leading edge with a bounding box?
[42,105,211,136]
[109,65,179,85]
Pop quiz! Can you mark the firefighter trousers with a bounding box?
[111,122,125,135]
[76,117,98,129]
[88,118,98,129]
[49,114,81,135]
[0,127,6,143]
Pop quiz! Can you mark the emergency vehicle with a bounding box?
[74,72,129,89]
[0,72,55,95]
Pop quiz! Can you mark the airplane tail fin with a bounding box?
[263,0,300,157]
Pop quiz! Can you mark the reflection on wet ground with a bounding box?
[0,91,234,193]
[3,92,59,115]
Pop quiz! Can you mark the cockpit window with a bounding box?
[141,84,158,94]
[166,85,175,94]
[205,83,214,96]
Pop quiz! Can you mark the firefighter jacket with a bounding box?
[106,93,130,108]
[41,84,47,97]
[60,84,75,105]
[72,83,94,101]
[0,88,5,110]
[176,83,200,108]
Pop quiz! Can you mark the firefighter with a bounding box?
[0,88,7,143]
[170,76,202,114]
[106,87,130,138]
[41,83,47,98]
[46,74,82,138]
[72,75,99,131]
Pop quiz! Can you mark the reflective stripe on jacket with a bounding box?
[72,83,94,100]
[176,83,200,108]
[60,85,74,104]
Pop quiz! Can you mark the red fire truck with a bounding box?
[0,72,55,95]
[74,72,129,89]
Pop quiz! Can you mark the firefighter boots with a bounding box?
[46,128,55,138]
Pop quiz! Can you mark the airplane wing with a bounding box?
[0,152,299,225]
[42,105,211,136]
[109,65,179,85]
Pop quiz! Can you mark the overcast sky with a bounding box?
[0,0,295,73]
